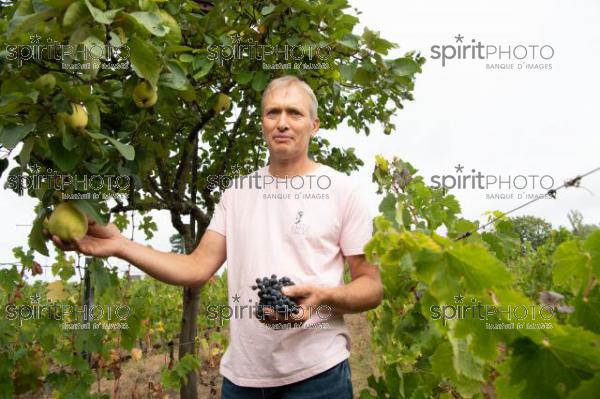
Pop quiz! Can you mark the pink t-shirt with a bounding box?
[206,163,373,387]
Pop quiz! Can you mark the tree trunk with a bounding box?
[179,285,200,398]
[178,224,205,398]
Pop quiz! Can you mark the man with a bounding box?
[48,75,383,398]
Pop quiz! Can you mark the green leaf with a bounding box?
[61,130,77,151]
[352,67,376,85]
[583,230,600,276]
[448,335,485,381]
[363,28,395,54]
[159,61,189,90]
[84,0,122,24]
[108,137,135,160]
[84,100,100,132]
[570,283,600,334]
[261,4,276,15]
[337,34,359,50]
[86,131,135,160]
[339,63,356,81]
[29,215,49,256]
[506,326,600,399]
[51,251,76,280]
[446,243,513,294]
[71,200,108,225]
[430,341,482,397]
[567,374,600,399]
[63,0,90,29]
[251,70,270,92]
[233,71,254,85]
[0,123,36,149]
[192,58,213,80]
[378,193,396,223]
[48,137,80,171]
[391,58,421,77]
[553,240,590,293]
[128,11,169,37]
[129,35,162,88]
[19,138,34,166]
[7,9,59,37]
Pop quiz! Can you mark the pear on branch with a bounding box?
[133,80,158,108]
[46,202,88,242]
[58,103,88,131]
[213,93,231,114]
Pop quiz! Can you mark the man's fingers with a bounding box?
[51,235,77,252]
[72,238,86,253]
[51,235,67,250]
[282,284,310,298]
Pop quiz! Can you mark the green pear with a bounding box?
[133,81,158,108]
[47,202,88,242]
[59,103,88,131]
[213,93,231,114]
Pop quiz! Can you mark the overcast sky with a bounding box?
[1,0,599,281]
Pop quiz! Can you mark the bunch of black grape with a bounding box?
[253,275,300,318]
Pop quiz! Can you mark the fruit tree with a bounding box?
[0,0,424,396]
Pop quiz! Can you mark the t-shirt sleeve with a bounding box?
[207,188,229,237]
[339,184,373,256]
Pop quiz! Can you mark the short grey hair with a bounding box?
[261,75,318,119]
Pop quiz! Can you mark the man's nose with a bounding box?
[277,113,289,131]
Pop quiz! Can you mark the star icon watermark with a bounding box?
[454,294,465,303]
[454,164,465,173]
[232,294,241,303]
[30,292,41,304]
[454,34,464,43]
[229,33,242,44]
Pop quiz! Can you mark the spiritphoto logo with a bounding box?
[4,292,131,330]
[207,33,331,70]
[6,165,131,196]
[429,164,555,200]
[207,169,332,191]
[205,293,333,329]
[429,294,555,330]
[430,34,555,70]
[5,34,130,69]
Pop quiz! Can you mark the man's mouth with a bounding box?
[273,134,293,142]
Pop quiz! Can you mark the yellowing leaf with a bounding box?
[46,281,67,302]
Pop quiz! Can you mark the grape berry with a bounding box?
[252,275,300,318]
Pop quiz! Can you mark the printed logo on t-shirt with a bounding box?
[291,210,310,235]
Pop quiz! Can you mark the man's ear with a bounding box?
[311,117,320,136]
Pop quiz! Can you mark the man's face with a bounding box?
[261,84,319,161]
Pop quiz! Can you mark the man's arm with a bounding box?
[48,219,226,289]
[319,254,383,314]
[279,254,383,319]
[116,230,226,289]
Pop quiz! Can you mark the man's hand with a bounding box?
[44,217,126,258]
[256,284,331,326]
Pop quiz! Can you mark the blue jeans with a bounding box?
[221,359,353,399]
